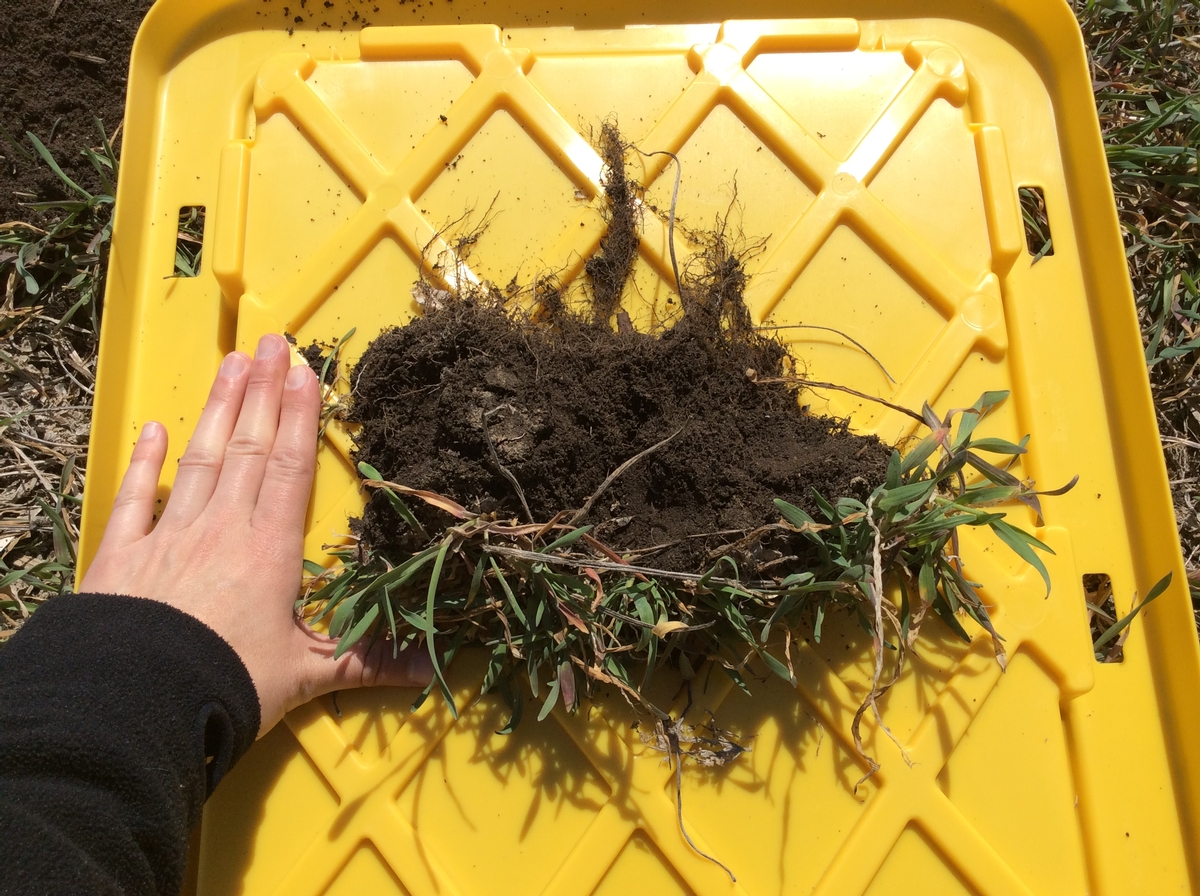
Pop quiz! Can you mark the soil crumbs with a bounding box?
[350,295,889,575]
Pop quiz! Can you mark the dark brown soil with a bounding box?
[349,123,890,574]
[295,337,339,386]
[583,125,640,326]
[0,0,152,224]
[349,297,890,574]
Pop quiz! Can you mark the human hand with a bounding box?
[80,333,433,736]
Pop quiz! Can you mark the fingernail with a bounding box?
[256,334,284,360]
[140,421,162,440]
[285,363,310,390]
[220,351,249,377]
[408,651,435,686]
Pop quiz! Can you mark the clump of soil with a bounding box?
[294,337,339,386]
[348,123,890,574]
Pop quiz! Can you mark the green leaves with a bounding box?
[1093,572,1173,656]
[989,519,1054,595]
[951,390,1009,449]
[775,498,815,528]
[425,537,458,719]
[5,120,118,327]
[358,462,384,480]
[537,672,562,721]
[876,480,936,513]
[26,132,91,200]
[298,390,1079,739]
[334,604,379,659]
[540,526,592,552]
[358,461,429,541]
[900,435,939,476]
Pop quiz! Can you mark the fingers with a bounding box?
[95,422,168,552]
[251,363,319,537]
[297,626,435,700]
[210,334,291,518]
[158,350,252,529]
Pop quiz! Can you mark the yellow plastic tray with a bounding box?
[82,1,1200,893]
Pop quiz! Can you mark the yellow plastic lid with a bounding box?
[83,2,1200,893]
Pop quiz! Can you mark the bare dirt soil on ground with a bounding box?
[0,0,152,224]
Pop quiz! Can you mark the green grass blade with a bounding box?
[901,435,939,475]
[328,589,364,638]
[540,525,592,552]
[425,537,458,719]
[379,488,429,542]
[308,572,359,623]
[467,557,486,606]
[26,132,91,199]
[384,586,400,658]
[965,452,1022,487]
[877,480,935,513]
[537,674,562,721]
[989,519,1052,595]
[497,681,523,734]
[1093,572,1173,652]
[481,642,507,695]
[82,147,115,197]
[722,664,753,697]
[967,437,1028,456]
[489,558,526,625]
[931,593,971,643]
[886,450,902,489]
[774,498,815,527]
[334,603,379,659]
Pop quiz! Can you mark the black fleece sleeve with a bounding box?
[0,594,261,896]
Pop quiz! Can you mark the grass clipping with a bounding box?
[302,124,1069,783]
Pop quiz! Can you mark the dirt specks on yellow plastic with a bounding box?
[771,224,945,424]
[307,59,476,172]
[88,3,1200,894]
[417,109,581,285]
[642,103,818,264]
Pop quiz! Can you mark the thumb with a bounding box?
[298,627,436,698]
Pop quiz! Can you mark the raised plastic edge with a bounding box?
[84,2,1200,888]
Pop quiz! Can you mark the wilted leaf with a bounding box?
[652,618,690,638]
[557,600,590,633]
[558,661,577,711]
[362,478,470,519]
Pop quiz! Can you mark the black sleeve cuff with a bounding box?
[0,593,261,895]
